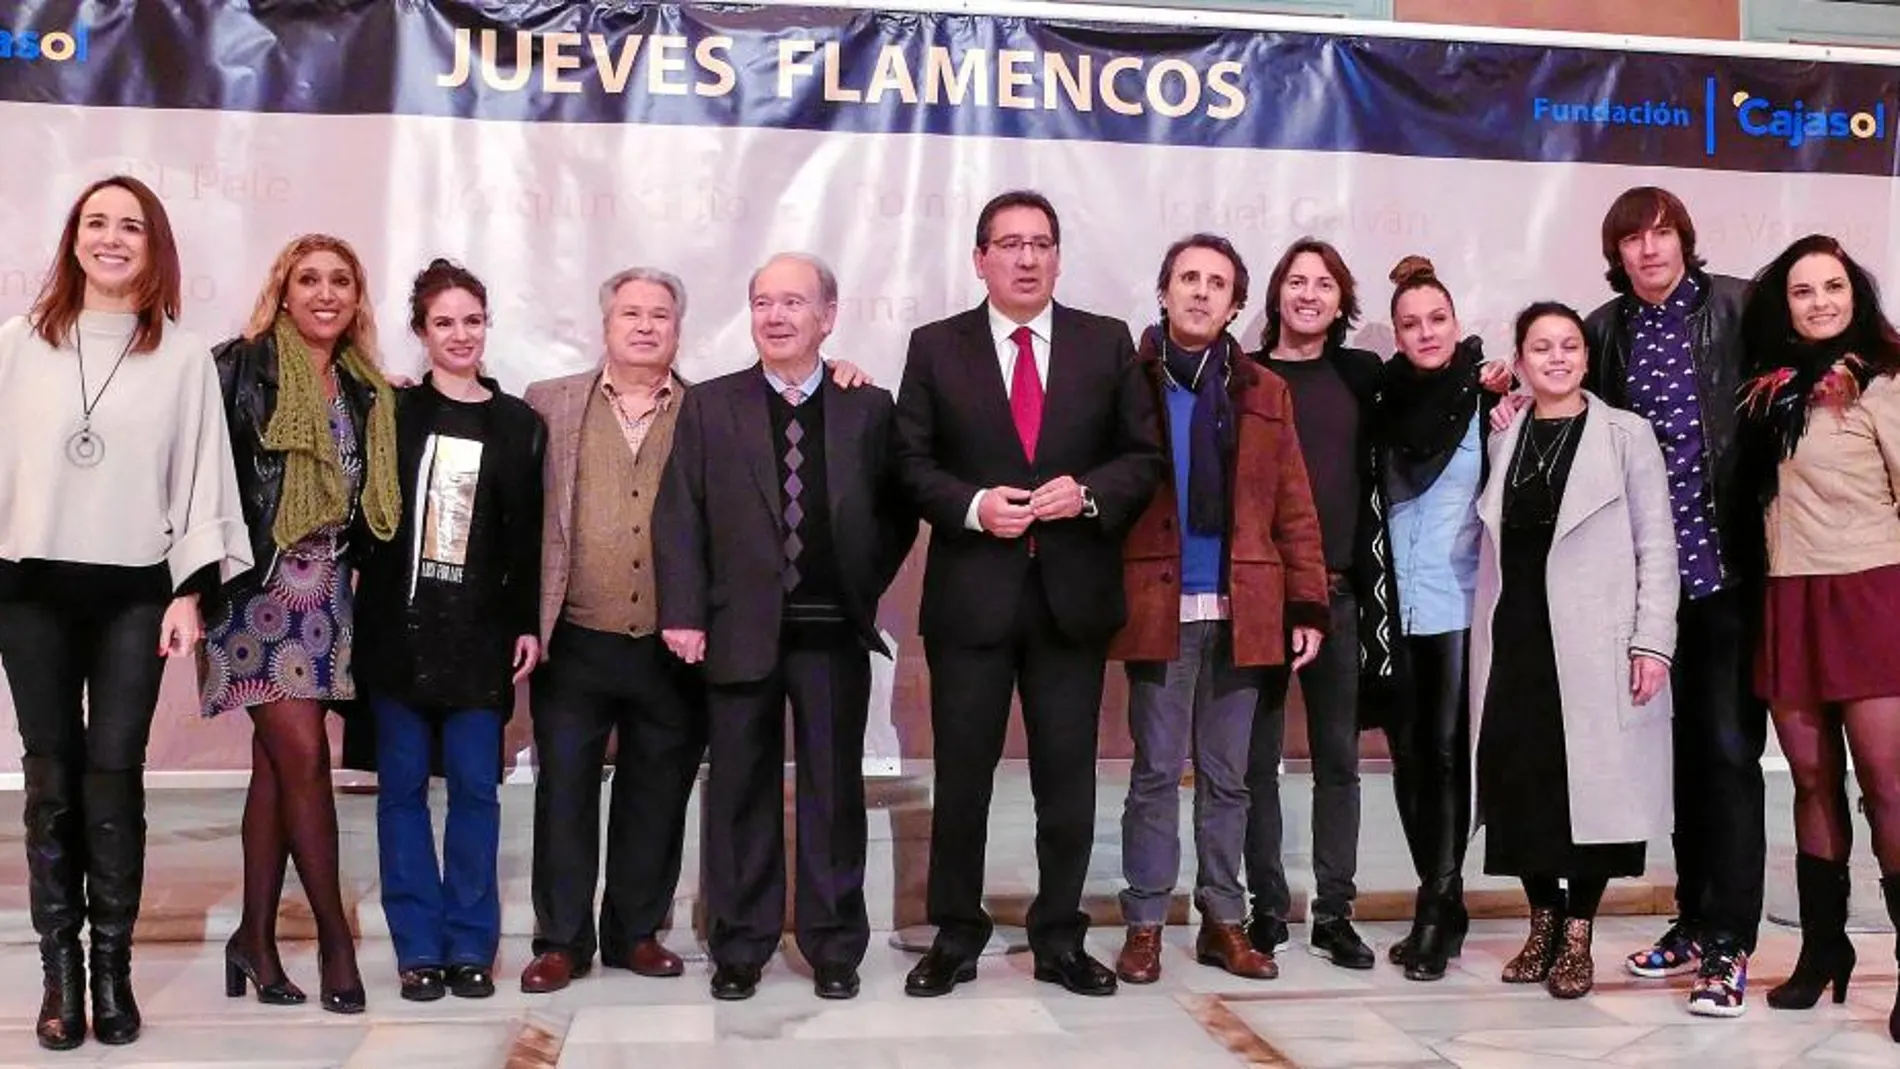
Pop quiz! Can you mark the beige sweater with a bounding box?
[0,311,252,588]
[1766,372,1900,578]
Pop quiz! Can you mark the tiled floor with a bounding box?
[0,765,1888,1066]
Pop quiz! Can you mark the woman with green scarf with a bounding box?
[201,234,402,1015]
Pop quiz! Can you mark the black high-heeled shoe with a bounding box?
[1407,902,1470,982]
[319,951,366,1015]
[224,936,307,1005]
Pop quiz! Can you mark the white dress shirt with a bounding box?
[965,302,1055,531]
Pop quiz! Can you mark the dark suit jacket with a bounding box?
[653,365,917,686]
[894,302,1164,647]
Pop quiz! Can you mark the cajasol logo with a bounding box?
[0,24,89,62]
[1720,80,1887,149]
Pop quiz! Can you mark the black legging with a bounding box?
[1774,699,1900,876]
[1523,874,1609,920]
[1388,632,1470,899]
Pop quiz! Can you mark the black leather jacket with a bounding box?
[1583,269,1752,580]
[212,333,378,592]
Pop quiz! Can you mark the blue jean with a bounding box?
[370,697,502,971]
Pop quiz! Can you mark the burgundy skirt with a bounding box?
[1756,563,1900,706]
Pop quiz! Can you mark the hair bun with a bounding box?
[1389,254,1436,287]
[427,257,456,271]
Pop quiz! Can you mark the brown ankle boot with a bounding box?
[1195,921,1278,980]
[1502,907,1563,984]
[1546,918,1596,999]
[1115,926,1163,985]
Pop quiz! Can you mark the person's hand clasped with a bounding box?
[1630,653,1668,705]
[1028,475,1085,521]
[663,628,707,664]
[978,487,1035,538]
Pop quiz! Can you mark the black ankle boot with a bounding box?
[1882,874,1900,1043]
[1406,881,1469,982]
[1768,853,1855,1010]
[24,756,88,1050]
[84,770,145,1045]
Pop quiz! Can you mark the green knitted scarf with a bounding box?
[262,314,401,550]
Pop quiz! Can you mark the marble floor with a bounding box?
[0,765,1888,1067]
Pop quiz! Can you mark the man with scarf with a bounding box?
[1109,234,1329,984]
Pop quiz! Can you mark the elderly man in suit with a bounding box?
[516,267,707,994]
[655,252,916,1002]
[896,190,1165,998]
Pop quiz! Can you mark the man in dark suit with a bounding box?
[896,190,1164,997]
[654,252,916,1002]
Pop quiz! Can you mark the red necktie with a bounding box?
[1010,325,1043,461]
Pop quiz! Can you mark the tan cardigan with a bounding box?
[0,312,251,587]
[1766,372,1900,578]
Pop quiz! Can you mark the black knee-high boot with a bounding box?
[1767,854,1854,1009]
[84,770,145,1045]
[24,755,87,1050]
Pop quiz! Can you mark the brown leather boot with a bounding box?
[1195,921,1279,980]
[1115,926,1163,984]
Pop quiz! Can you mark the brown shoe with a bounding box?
[1196,921,1279,980]
[1115,926,1163,985]
[606,938,684,978]
[1502,907,1563,984]
[1546,918,1596,999]
[519,951,590,994]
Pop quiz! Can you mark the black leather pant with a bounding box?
[1387,631,1470,910]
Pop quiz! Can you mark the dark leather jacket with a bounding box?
[1583,269,1752,580]
[212,333,378,591]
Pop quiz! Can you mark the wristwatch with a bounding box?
[1080,485,1099,519]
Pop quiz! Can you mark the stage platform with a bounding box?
[0,764,1887,1067]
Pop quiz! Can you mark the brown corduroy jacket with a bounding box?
[1108,332,1330,667]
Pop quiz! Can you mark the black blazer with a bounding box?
[654,366,917,686]
[894,302,1163,646]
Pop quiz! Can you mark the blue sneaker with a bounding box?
[1626,920,1702,978]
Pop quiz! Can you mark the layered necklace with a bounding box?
[1509,411,1580,489]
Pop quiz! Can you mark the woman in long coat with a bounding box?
[1469,301,1679,1000]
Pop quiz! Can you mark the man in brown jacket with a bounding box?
[1108,234,1329,984]
[517,267,705,993]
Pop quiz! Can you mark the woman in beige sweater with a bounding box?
[0,176,250,1049]
[1737,234,1900,1041]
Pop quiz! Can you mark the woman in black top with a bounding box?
[353,259,546,1001]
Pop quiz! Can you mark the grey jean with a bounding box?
[1247,583,1361,922]
[1119,621,1264,925]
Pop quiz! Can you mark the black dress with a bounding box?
[1477,407,1644,880]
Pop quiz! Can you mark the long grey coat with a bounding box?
[1469,393,1680,846]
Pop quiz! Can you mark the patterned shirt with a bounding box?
[599,369,678,460]
[1624,273,1726,599]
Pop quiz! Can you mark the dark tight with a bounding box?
[1522,875,1609,920]
[1388,632,1470,899]
[232,699,361,994]
[1774,697,1900,875]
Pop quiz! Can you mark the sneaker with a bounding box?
[1687,949,1748,1018]
[1309,918,1376,970]
[1248,915,1291,954]
[1625,920,1702,978]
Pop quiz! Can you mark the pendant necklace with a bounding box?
[66,327,136,468]
[1510,414,1578,489]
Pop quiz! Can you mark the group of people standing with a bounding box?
[0,173,1896,1054]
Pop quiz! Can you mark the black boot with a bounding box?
[84,770,145,1046]
[1882,874,1900,1043]
[24,756,87,1050]
[1406,878,1469,982]
[1767,853,1855,1009]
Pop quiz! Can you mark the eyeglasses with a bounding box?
[988,236,1058,256]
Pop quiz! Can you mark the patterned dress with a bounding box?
[201,395,363,717]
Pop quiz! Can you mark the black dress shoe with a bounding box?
[399,967,446,1002]
[813,964,861,1000]
[904,947,977,997]
[1032,949,1118,996]
[446,964,496,999]
[710,963,762,1001]
[1310,919,1376,970]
